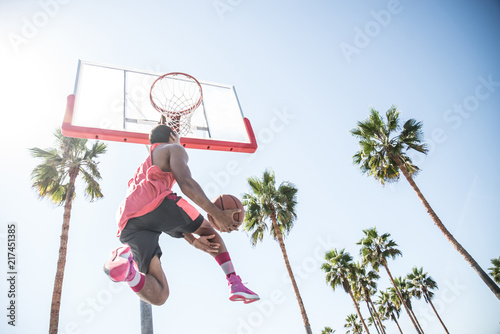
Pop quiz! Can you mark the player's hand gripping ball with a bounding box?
[207,194,244,232]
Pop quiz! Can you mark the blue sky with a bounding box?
[1,0,500,333]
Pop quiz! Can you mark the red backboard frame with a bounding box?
[62,94,258,153]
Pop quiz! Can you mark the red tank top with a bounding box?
[116,143,175,236]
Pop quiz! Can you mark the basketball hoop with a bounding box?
[150,72,203,135]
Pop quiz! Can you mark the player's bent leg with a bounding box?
[136,255,169,306]
[104,247,169,306]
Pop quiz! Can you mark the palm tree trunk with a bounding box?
[391,312,404,334]
[382,260,421,334]
[270,215,312,334]
[49,169,77,334]
[367,293,386,334]
[347,284,370,334]
[365,299,380,334]
[424,290,450,334]
[393,155,500,300]
[407,302,425,334]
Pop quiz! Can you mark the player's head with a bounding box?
[149,125,178,144]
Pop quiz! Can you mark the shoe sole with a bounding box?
[103,245,132,282]
[229,292,260,303]
[244,297,260,304]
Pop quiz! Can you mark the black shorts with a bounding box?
[119,194,204,273]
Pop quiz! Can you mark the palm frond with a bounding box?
[489,257,500,284]
[30,128,107,205]
[80,168,103,201]
[385,105,400,132]
[352,107,430,185]
[242,169,298,243]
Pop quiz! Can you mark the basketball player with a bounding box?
[103,125,259,305]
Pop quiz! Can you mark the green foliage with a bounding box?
[29,128,107,205]
[489,257,500,284]
[322,248,356,294]
[344,313,363,334]
[352,261,380,301]
[351,106,428,185]
[321,326,335,334]
[407,267,439,303]
[357,227,402,270]
[390,277,412,310]
[376,289,401,322]
[242,169,298,245]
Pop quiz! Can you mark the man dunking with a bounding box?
[103,124,259,305]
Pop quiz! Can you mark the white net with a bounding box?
[150,73,203,135]
[161,113,194,136]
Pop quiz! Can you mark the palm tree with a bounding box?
[321,326,336,334]
[376,289,404,334]
[354,262,386,334]
[30,129,107,334]
[243,169,312,334]
[489,257,500,284]
[351,107,500,300]
[357,227,421,333]
[322,248,371,334]
[345,313,364,334]
[393,277,424,333]
[407,267,449,334]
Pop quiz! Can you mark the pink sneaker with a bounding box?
[228,274,260,304]
[103,245,135,282]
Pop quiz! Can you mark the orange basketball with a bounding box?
[207,194,245,225]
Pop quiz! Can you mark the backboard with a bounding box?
[62,60,257,153]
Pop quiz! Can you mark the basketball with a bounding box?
[207,194,245,225]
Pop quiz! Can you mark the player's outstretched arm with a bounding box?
[168,144,240,232]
